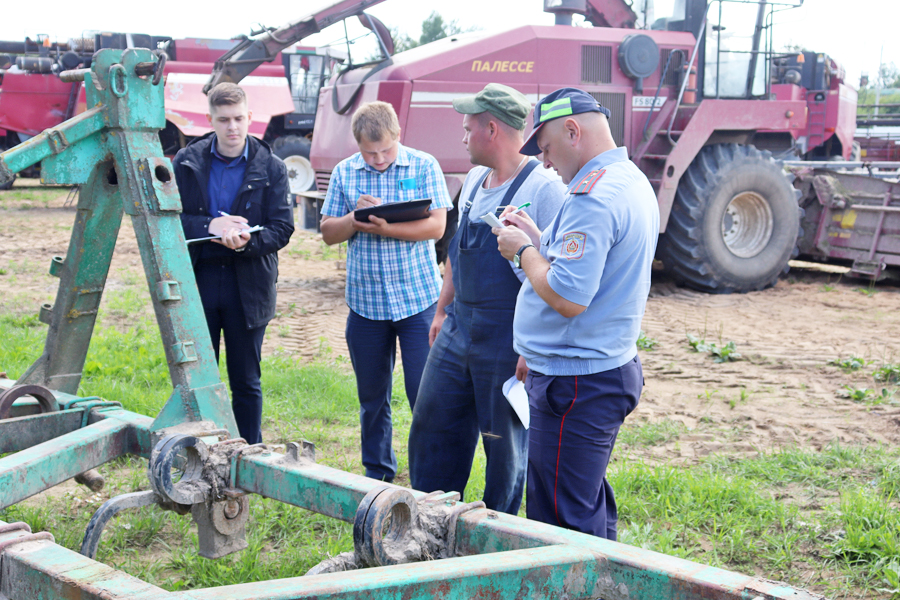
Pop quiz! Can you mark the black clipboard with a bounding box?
[354,198,431,223]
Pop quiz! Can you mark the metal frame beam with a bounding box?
[0,409,83,453]
[0,417,133,509]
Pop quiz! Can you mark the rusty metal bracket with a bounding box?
[59,396,123,427]
[46,129,69,155]
[228,443,268,489]
[284,439,317,462]
[0,532,55,553]
[0,385,58,419]
[0,521,54,557]
[0,522,32,536]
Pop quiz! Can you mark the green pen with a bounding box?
[509,201,532,215]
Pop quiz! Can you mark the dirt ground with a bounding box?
[3,182,900,463]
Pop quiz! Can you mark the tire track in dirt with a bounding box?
[267,274,350,361]
[636,273,900,463]
[4,189,900,464]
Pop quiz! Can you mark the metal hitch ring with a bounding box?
[353,486,419,567]
[149,434,210,505]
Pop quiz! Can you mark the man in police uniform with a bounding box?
[495,87,659,539]
[409,84,564,514]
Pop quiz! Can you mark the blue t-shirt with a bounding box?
[513,147,660,376]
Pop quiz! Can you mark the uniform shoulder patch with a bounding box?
[571,169,606,194]
[561,231,586,260]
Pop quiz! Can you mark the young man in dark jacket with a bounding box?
[173,82,294,444]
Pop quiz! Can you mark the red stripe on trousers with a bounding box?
[553,375,578,526]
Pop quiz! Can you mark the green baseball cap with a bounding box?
[452,83,531,131]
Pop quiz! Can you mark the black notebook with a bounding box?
[354,198,431,223]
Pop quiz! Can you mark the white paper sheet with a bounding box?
[186,225,265,244]
[502,375,530,430]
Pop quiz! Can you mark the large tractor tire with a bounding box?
[658,144,800,293]
[272,135,316,194]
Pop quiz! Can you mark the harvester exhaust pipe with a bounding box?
[543,0,583,25]
[544,0,639,28]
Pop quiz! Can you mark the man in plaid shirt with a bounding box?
[321,101,452,483]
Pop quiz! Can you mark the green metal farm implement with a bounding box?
[0,49,826,600]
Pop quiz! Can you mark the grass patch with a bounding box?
[2,310,898,598]
[0,184,68,206]
[618,418,688,446]
[615,443,900,597]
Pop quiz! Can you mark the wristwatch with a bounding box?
[513,243,535,269]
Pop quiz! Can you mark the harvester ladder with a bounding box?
[807,91,827,150]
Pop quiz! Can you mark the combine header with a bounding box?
[0,46,829,600]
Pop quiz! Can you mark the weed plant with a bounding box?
[636,330,658,351]
[838,385,896,406]
[874,363,900,384]
[830,356,871,372]
[686,334,741,363]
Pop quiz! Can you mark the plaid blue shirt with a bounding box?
[322,144,452,321]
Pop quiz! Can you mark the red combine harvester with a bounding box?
[30,0,900,290]
[0,32,341,193]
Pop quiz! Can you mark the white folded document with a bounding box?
[502,375,530,429]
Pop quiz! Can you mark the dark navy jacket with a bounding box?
[174,132,294,329]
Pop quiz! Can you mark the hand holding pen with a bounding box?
[210,211,251,250]
[498,202,541,247]
[355,191,381,209]
[506,201,531,217]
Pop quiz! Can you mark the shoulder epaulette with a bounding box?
[571,169,606,194]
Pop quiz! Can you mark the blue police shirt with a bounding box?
[207,136,249,217]
[513,147,660,376]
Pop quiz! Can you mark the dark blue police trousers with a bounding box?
[345,304,435,483]
[195,260,267,445]
[525,356,642,540]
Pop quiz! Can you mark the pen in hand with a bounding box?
[501,202,532,225]
[509,202,532,216]
[218,211,249,227]
[215,211,252,235]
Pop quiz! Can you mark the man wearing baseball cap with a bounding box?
[495,87,659,538]
[408,83,564,514]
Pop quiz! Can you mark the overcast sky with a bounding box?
[1,1,895,86]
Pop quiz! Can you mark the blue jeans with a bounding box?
[345,304,435,482]
[525,356,642,540]
[409,304,527,514]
